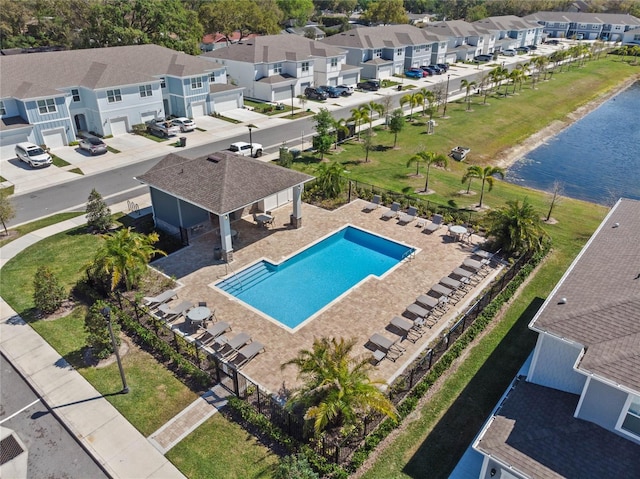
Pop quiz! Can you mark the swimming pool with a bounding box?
[215,226,415,330]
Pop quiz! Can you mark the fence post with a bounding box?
[348,180,352,203]
[257,387,262,414]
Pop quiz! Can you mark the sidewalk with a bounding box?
[0,195,187,479]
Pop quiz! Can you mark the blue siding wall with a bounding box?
[151,188,180,227]
[578,379,633,439]
[178,199,208,227]
[528,334,586,394]
[26,96,68,123]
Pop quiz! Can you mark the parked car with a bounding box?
[171,117,196,132]
[146,120,181,138]
[319,86,341,98]
[334,84,354,96]
[545,39,560,45]
[357,80,380,91]
[527,45,538,51]
[429,64,443,74]
[78,137,107,155]
[437,63,450,72]
[305,87,327,101]
[474,54,493,62]
[405,68,424,78]
[229,141,263,157]
[15,142,53,168]
[419,66,434,76]
[516,46,530,53]
[502,49,517,57]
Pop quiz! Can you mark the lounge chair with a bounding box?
[406,302,433,319]
[415,295,446,316]
[364,194,381,211]
[398,206,418,225]
[228,341,265,369]
[381,202,401,220]
[368,333,404,362]
[157,300,193,323]
[390,316,422,342]
[143,289,177,308]
[215,332,252,358]
[198,321,231,346]
[430,283,460,305]
[440,276,469,296]
[423,214,444,233]
[463,258,486,273]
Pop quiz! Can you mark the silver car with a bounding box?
[79,137,108,155]
[15,142,52,168]
[171,117,196,132]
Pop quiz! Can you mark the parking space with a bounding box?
[219,107,265,122]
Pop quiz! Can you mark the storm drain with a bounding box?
[0,434,24,465]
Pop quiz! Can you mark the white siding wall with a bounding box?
[528,334,586,394]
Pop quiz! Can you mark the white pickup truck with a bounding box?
[229,141,263,157]
[146,120,181,138]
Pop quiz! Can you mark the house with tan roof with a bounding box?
[524,11,640,42]
[473,198,640,478]
[321,24,447,80]
[200,35,360,103]
[0,44,242,154]
[472,15,543,52]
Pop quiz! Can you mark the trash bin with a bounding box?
[213,246,221,260]
[179,137,187,147]
[397,85,402,91]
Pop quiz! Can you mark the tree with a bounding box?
[33,265,66,314]
[407,151,448,193]
[331,117,350,149]
[546,180,563,222]
[365,101,384,131]
[274,454,319,479]
[0,190,16,235]
[277,0,314,27]
[85,300,120,360]
[312,108,336,160]
[313,134,333,160]
[86,188,112,233]
[281,337,397,436]
[380,93,394,127]
[461,165,480,194]
[388,108,405,147]
[90,227,166,291]
[485,198,548,257]
[315,162,345,199]
[470,165,505,208]
[363,0,408,25]
[361,129,374,163]
[460,79,477,111]
[400,92,422,121]
[348,106,369,140]
[419,88,435,118]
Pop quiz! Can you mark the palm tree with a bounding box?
[281,337,398,435]
[91,227,165,291]
[315,161,345,198]
[407,150,448,193]
[366,101,384,131]
[419,88,435,118]
[485,198,548,257]
[474,165,505,208]
[348,106,369,140]
[331,117,349,149]
[460,79,477,111]
[461,165,481,194]
[400,92,422,121]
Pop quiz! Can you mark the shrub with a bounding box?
[86,188,111,233]
[85,300,119,359]
[274,454,319,479]
[33,265,66,314]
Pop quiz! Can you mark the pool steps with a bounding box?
[218,261,273,295]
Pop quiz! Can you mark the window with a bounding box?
[107,89,122,103]
[191,77,203,89]
[414,45,421,53]
[37,98,56,113]
[301,61,310,72]
[273,63,282,74]
[0,101,5,115]
[71,89,80,102]
[374,48,382,58]
[621,396,640,438]
[397,48,403,55]
[635,34,640,41]
[139,85,152,97]
[160,77,166,88]
[209,72,216,83]
[330,58,338,67]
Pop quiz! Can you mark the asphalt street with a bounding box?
[0,352,109,478]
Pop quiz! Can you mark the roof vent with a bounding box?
[558,297,567,305]
[207,155,220,163]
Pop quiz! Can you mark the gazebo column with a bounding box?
[219,214,234,262]
[291,184,303,229]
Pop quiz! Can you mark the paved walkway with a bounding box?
[0,196,195,479]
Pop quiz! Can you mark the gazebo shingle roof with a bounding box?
[135,151,313,215]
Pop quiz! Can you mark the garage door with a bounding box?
[378,66,393,79]
[272,87,290,102]
[191,102,206,118]
[42,128,67,149]
[140,111,156,124]
[0,129,30,160]
[110,117,128,136]
[213,96,238,113]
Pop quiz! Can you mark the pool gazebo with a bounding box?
[135,151,314,262]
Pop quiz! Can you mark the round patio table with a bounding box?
[448,225,467,241]
[187,306,211,326]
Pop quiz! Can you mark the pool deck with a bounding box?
[151,200,500,394]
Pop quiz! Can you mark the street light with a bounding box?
[247,123,258,156]
[290,84,294,117]
[442,74,451,118]
[101,307,129,394]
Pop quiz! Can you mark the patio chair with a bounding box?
[198,301,207,307]
[423,214,444,233]
[228,341,265,369]
[143,289,177,309]
[157,300,193,323]
[215,332,252,358]
[368,333,404,362]
[381,202,401,220]
[364,194,381,212]
[415,295,446,317]
[198,321,231,346]
[405,302,433,320]
[389,316,422,342]
[398,206,418,225]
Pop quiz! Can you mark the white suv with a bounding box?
[229,141,263,157]
[15,142,52,168]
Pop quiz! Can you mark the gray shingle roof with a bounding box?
[475,380,640,478]
[0,44,225,100]
[423,20,484,38]
[524,11,640,26]
[200,35,347,64]
[531,198,640,392]
[473,15,542,31]
[320,24,444,49]
[135,151,314,215]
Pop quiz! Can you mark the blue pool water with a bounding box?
[216,226,414,330]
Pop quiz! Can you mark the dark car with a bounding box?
[545,39,560,45]
[527,44,538,50]
[516,46,530,53]
[79,137,108,155]
[422,65,439,75]
[437,63,450,72]
[305,87,327,101]
[319,85,341,98]
[429,64,443,74]
[474,54,493,62]
[419,66,433,76]
[357,80,380,91]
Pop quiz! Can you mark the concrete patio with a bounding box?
[151,199,498,394]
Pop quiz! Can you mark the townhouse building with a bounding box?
[473,15,544,52]
[423,20,494,62]
[524,11,640,42]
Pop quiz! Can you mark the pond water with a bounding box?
[506,81,640,205]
